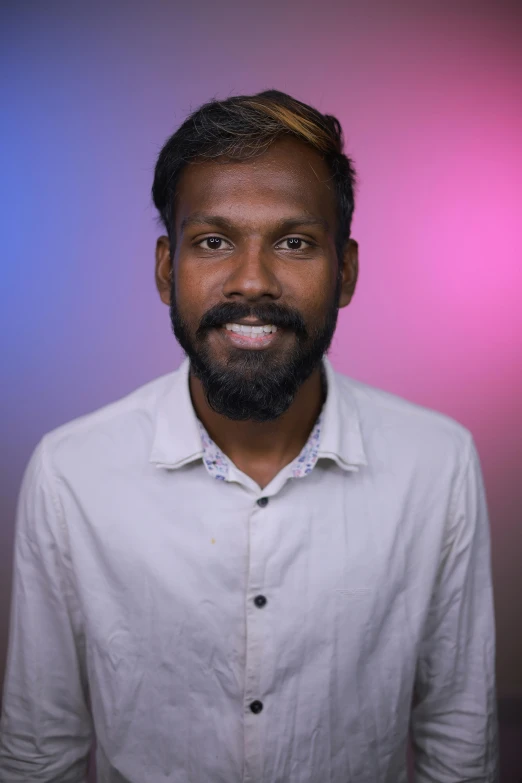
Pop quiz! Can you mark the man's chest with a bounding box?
[63,462,448,670]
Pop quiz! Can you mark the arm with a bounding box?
[410,434,499,782]
[0,438,93,782]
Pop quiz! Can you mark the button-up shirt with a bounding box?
[0,356,499,782]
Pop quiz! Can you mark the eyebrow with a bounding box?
[180,212,330,234]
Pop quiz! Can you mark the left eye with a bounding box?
[277,238,310,250]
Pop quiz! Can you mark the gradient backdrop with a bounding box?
[1,0,521,777]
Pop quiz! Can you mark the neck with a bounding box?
[189,363,326,485]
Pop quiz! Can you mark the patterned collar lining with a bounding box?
[197,363,327,482]
[197,414,323,482]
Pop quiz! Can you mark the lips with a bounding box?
[224,323,278,336]
[218,324,281,349]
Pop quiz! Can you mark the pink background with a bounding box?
[2,0,521,774]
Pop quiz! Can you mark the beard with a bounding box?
[169,275,342,422]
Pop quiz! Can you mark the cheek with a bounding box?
[291,267,337,317]
[173,262,208,321]
[174,261,231,334]
[305,295,334,327]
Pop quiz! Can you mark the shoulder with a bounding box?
[334,368,473,471]
[38,370,178,477]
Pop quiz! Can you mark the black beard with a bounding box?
[169,277,342,422]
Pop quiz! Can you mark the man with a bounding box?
[0,90,498,782]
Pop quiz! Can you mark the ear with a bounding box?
[338,238,359,308]
[155,235,172,306]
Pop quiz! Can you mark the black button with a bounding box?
[250,700,263,714]
[254,595,267,608]
[257,497,269,507]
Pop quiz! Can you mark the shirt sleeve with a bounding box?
[410,434,499,782]
[0,437,93,783]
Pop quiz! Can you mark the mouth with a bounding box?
[217,322,282,349]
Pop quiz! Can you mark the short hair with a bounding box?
[151,89,357,260]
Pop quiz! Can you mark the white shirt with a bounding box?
[0,356,499,782]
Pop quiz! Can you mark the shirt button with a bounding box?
[250,700,263,714]
[257,497,269,507]
[254,595,267,608]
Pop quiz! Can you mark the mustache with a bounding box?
[196,302,308,338]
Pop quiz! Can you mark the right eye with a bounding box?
[197,236,231,251]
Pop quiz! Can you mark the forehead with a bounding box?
[174,137,337,232]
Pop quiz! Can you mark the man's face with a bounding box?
[155,137,358,421]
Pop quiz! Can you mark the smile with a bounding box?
[224,323,278,335]
[218,323,282,349]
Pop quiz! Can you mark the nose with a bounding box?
[221,242,282,302]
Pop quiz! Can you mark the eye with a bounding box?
[276,237,313,251]
[197,236,231,251]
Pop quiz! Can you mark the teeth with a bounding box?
[224,323,278,335]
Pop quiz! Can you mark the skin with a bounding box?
[155,136,358,488]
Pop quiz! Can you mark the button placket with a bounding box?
[242,499,269,783]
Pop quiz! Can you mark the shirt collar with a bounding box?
[197,411,324,482]
[149,355,368,472]
[149,357,203,470]
[318,355,368,472]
